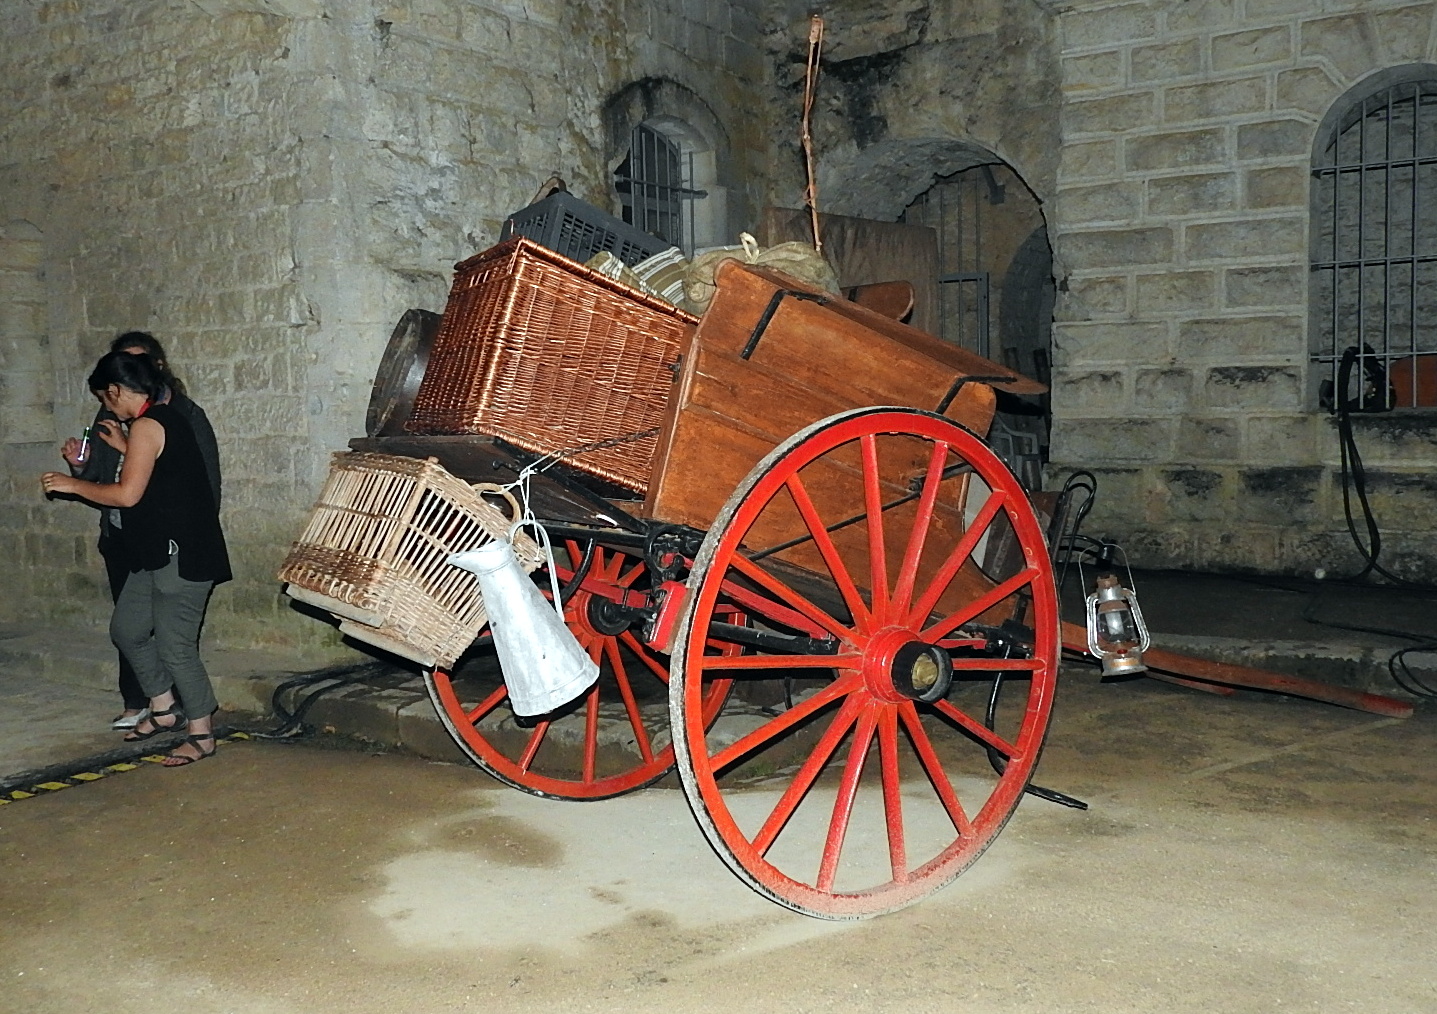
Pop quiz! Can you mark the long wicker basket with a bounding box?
[405,236,698,492]
[277,452,543,669]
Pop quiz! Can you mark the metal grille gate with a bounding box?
[615,123,701,254]
[1312,79,1437,410]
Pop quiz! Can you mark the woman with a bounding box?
[44,351,231,767]
[60,332,221,731]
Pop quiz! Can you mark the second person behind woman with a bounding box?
[61,331,221,731]
[43,351,231,766]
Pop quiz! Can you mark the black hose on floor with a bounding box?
[251,660,396,740]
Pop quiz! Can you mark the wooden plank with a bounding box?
[1059,621,1415,718]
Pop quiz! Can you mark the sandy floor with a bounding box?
[1,673,1433,1014]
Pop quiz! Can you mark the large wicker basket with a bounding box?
[277,452,543,669]
[405,236,698,492]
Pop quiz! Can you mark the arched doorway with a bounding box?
[818,139,1054,486]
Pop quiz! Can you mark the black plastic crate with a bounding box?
[500,190,671,268]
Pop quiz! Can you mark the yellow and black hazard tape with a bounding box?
[0,731,251,805]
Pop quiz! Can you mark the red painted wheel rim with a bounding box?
[669,408,1060,917]
[429,541,734,800]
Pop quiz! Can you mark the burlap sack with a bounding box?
[683,233,839,314]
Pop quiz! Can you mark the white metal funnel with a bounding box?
[449,541,599,717]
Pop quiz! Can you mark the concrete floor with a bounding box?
[2,670,1433,1014]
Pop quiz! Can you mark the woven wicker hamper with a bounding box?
[405,237,698,492]
[277,452,543,669]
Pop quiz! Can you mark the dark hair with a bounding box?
[88,351,167,402]
[110,331,186,397]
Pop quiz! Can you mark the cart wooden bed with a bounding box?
[285,247,1059,920]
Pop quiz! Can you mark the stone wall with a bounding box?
[1048,0,1437,581]
[760,0,1063,223]
[0,0,768,648]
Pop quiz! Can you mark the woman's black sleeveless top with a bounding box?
[120,403,232,584]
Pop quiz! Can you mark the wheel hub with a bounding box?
[861,628,954,704]
[584,592,634,636]
[890,639,953,703]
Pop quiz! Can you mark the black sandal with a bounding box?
[162,733,217,767]
[122,703,185,742]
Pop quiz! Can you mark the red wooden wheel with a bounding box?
[427,541,734,800]
[668,407,1060,918]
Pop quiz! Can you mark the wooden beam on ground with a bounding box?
[1059,621,1413,719]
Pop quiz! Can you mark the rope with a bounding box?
[801,15,825,255]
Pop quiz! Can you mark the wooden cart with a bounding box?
[283,239,1057,920]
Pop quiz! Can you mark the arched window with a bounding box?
[1311,67,1437,411]
[615,124,690,250]
[605,82,730,256]
[614,122,715,254]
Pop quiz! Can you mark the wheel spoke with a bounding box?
[728,553,854,641]
[582,683,599,783]
[897,702,974,837]
[949,658,1046,674]
[717,577,831,640]
[921,566,1038,643]
[906,490,1008,626]
[752,693,866,854]
[517,719,551,772]
[464,683,508,725]
[783,473,871,630]
[605,638,655,764]
[618,559,646,587]
[619,630,672,682]
[816,704,880,892]
[596,546,621,582]
[860,434,890,623]
[938,638,988,651]
[877,706,907,881]
[891,440,949,619]
[931,698,1019,758]
[710,673,862,772]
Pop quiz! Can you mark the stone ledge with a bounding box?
[1155,633,1427,698]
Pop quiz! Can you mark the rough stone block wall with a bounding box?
[0,0,769,650]
[759,0,1062,223]
[1049,0,1437,581]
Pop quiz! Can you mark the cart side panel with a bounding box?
[643,259,1037,533]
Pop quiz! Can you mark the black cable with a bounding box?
[1332,347,1434,590]
[1049,470,1097,598]
[252,660,393,739]
[1389,645,1437,698]
[1320,350,1437,696]
[982,672,1087,810]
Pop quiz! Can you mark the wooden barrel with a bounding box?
[365,308,441,437]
